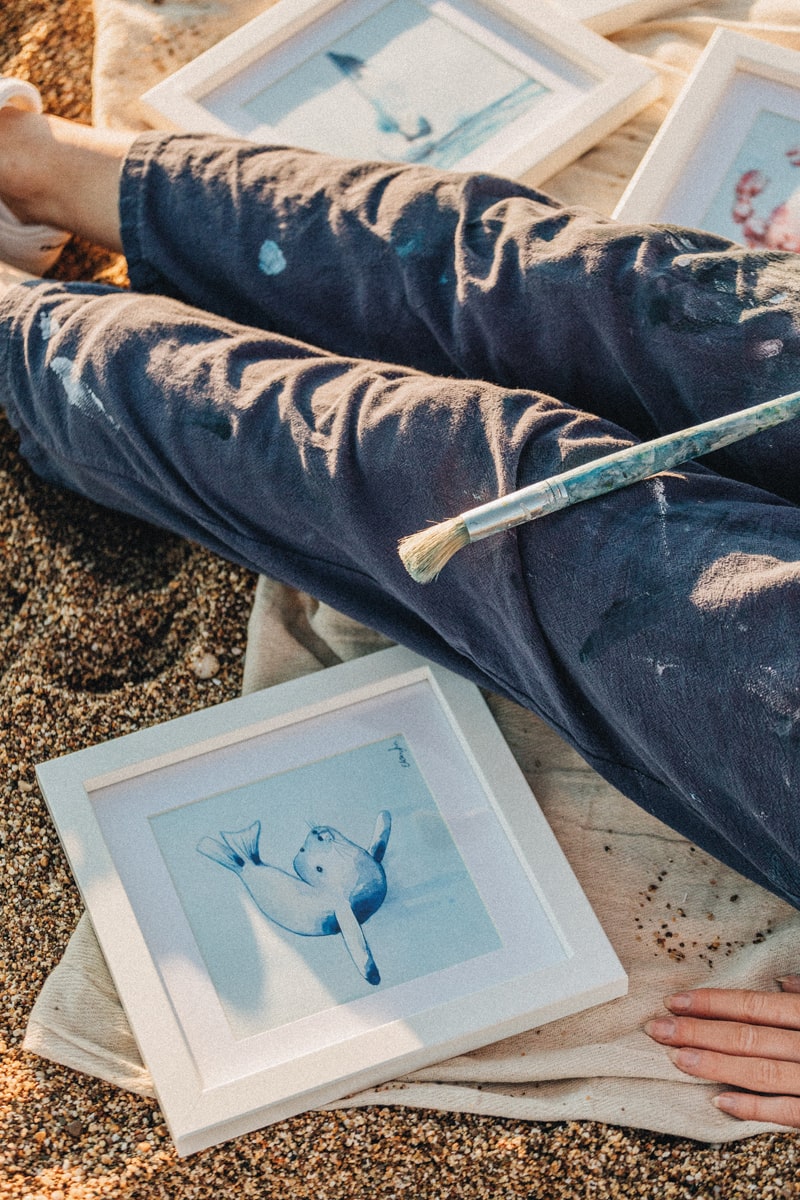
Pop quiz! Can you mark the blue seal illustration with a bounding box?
[197,811,392,985]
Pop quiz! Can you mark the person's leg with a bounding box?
[0,104,131,255]
[120,134,800,501]
[4,114,800,499]
[1,276,799,907]
[0,261,35,289]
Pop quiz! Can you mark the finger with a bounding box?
[665,988,800,1030]
[645,1015,800,1063]
[777,975,800,995]
[714,1091,800,1128]
[668,1046,800,1095]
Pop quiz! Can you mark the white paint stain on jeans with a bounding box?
[50,356,119,430]
[650,476,669,561]
[39,310,60,341]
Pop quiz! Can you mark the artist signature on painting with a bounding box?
[388,738,410,768]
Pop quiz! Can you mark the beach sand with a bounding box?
[1,2,799,1195]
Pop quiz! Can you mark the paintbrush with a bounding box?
[398,388,800,583]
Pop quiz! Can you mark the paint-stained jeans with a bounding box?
[1,133,800,905]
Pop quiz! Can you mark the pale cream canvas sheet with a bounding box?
[24,0,800,1142]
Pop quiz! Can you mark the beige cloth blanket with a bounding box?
[24,0,800,1142]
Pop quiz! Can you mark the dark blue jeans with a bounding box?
[2,133,799,905]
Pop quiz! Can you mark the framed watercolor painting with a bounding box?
[140,0,660,185]
[37,645,626,1157]
[551,0,688,36]
[614,28,800,249]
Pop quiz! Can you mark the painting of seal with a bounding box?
[197,811,392,985]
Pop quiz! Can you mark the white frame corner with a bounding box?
[37,645,626,1156]
[613,28,800,241]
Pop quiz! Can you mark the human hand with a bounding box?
[644,976,800,1127]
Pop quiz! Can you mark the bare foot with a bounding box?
[0,106,133,252]
[0,261,36,291]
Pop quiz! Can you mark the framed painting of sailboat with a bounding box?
[141,0,660,185]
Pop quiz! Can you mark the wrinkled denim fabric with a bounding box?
[1,133,799,904]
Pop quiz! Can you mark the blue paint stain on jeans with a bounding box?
[259,239,287,276]
[393,235,422,259]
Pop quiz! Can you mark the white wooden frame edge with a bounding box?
[554,0,691,37]
[140,0,661,184]
[613,27,800,222]
[37,645,627,1157]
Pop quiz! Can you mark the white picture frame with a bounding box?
[551,0,688,36]
[614,28,800,248]
[37,645,626,1157]
[140,0,660,184]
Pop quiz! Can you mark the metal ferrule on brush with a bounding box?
[462,478,571,542]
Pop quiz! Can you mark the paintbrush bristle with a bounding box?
[398,517,470,583]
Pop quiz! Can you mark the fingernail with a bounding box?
[713,1094,742,1116]
[670,1047,701,1069]
[666,993,691,1012]
[644,1018,676,1040]
[776,975,800,989]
